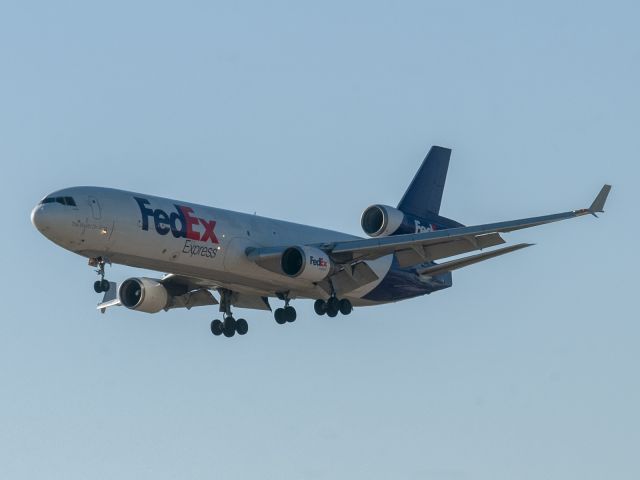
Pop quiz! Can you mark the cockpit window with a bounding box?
[40,196,77,207]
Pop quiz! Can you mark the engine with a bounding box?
[280,246,334,282]
[361,204,406,237]
[118,277,169,313]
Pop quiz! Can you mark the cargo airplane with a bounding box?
[31,147,611,338]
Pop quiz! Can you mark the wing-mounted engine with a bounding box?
[119,277,169,313]
[281,246,333,281]
[113,276,218,313]
[247,245,334,282]
[112,277,218,314]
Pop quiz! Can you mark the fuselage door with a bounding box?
[88,195,102,220]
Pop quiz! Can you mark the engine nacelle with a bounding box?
[280,246,333,282]
[118,277,169,313]
[361,204,405,237]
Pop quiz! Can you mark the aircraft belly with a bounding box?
[342,255,394,299]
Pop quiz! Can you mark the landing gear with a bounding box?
[90,257,111,293]
[235,318,249,335]
[210,316,248,337]
[314,297,353,317]
[93,279,110,293]
[274,306,296,324]
[211,288,249,338]
[211,319,223,336]
[339,299,353,315]
[223,317,236,337]
[314,299,327,315]
[274,293,297,325]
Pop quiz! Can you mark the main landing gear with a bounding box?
[274,292,297,325]
[211,288,248,338]
[314,297,353,317]
[90,257,111,293]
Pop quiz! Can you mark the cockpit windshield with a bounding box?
[40,196,77,207]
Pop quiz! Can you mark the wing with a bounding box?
[322,185,611,268]
[97,274,271,312]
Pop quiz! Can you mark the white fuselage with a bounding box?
[31,186,394,304]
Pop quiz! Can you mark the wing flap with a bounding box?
[167,289,218,310]
[97,281,120,312]
[417,243,533,277]
[330,261,380,295]
[394,232,505,267]
[231,293,271,311]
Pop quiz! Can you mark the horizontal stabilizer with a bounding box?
[417,243,533,277]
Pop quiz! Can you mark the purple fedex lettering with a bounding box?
[134,197,219,244]
[309,256,328,269]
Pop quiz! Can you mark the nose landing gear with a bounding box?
[90,257,111,293]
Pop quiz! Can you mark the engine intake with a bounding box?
[280,246,333,282]
[361,204,405,237]
[118,277,169,313]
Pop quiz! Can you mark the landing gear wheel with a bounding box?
[326,297,340,317]
[235,319,249,335]
[100,279,110,292]
[284,306,297,323]
[211,319,223,336]
[274,308,287,325]
[223,317,236,337]
[314,299,327,316]
[339,299,353,315]
[94,280,103,293]
[327,297,340,312]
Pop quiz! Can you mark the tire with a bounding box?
[326,297,340,313]
[210,319,223,336]
[100,279,110,292]
[314,299,327,315]
[284,306,297,323]
[94,281,103,293]
[235,319,249,335]
[223,317,236,337]
[339,299,353,315]
[326,307,338,318]
[274,308,287,325]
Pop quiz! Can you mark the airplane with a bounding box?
[31,146,611,338]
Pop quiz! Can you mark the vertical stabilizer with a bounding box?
[397,146,451,217]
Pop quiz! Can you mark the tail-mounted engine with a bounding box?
[361,204,407,237]
[118,277,169,313]
[361,204,463,237]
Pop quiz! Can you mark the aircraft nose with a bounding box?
[31,204,46,231]
[31,203,55,234]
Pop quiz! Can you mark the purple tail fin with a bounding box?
[397,146,451,217]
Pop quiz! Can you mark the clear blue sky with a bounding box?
[1,1,638,479]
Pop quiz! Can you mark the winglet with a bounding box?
[588,184,611,217]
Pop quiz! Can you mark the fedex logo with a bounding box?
[135,197,219,244]
[414,220,437,234]
[309,256,328,269]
